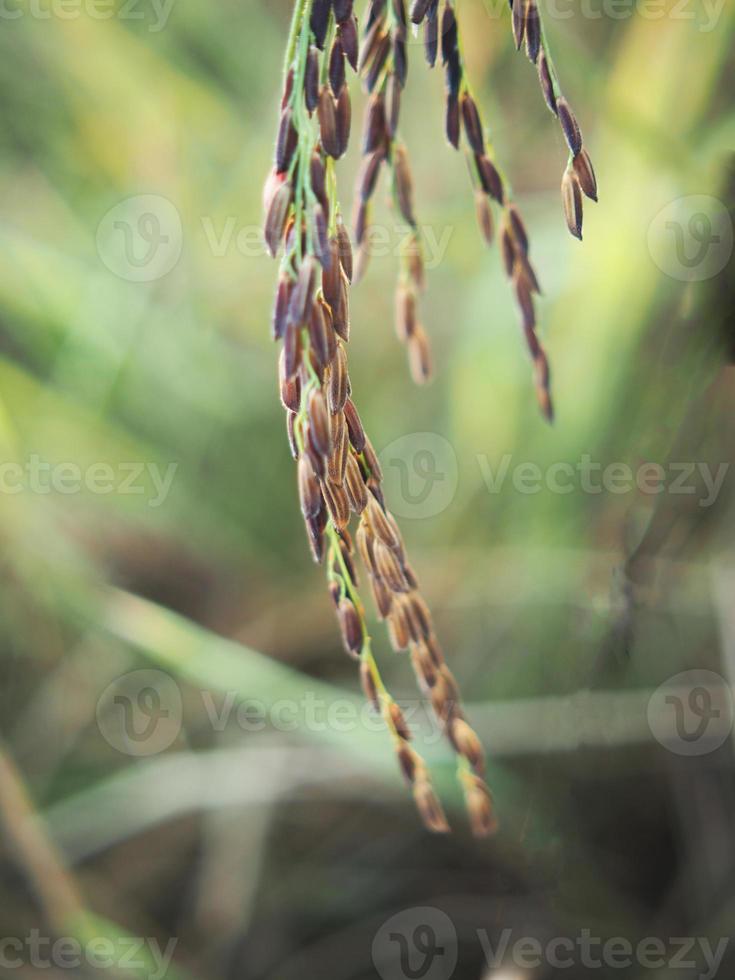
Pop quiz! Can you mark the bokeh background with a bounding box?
[1,0,734,977]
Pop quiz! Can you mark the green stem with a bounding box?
[284,0,310,77]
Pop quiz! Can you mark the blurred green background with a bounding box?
[1,0,734,978]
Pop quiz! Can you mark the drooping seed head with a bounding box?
[366,33,392,92]
[524,0,541,63]
[358,16,386,74]
[362,438,384,483]
[475,154,504,204]
[286,411,299,460]
[335,86,352,157]
[537,50,558,115]
[366,495,399,550]
[441,3,458,67]
[282,320,302,380]
[360,660,381,712]
[393,143,416,226]
[344,452,369,513]
[424,5,439,67]
[279,348,301,411]
[307,388,332,457]
[387,606,411,651]
[369,573,393,618]
[450,717,485,773]
[512,0,526,48]
[329,36,346,96]
[374,538,409,593]
[337,598,363,656]
[413,779,450,833]
[272,275,292,341]
[507,204,529,256]
[339,16,359,71]
[334,0,354,23]
[572,147,598,202]
[388,701,412,741]
[263,177,292,258]
[395,283,417,342]
[387,74,402,138]
[310,0,332,49]
[275,108,298,174]
[475,190,494,245]
[397,743,419,783]
[363,93,387,155]
[557,97,583,156]
[561,166,584,240]
[336,218,354,282]
[407,324,433,385]
[321,477,351,529]
[359,149,385,203]
[344,397,366,452]
[463,775,498,837]
[328,344,350,414]
[318,86,340,159]
[298,455,322,520]
[308,299,331,368]
[310,152,328,213]
[461,94,485,156]
[410,0,431,24]
[327,415,349,485]
[407,592,432,639]
[311,203,331,269]
[445,94,460,149]
[305,46,320,114]
[332,271,351,341]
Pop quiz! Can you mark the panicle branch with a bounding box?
[265,0,496,838]
[354,0,433,386]
[411,0,553,421]
[511,0,599,237]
